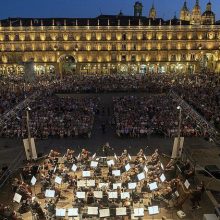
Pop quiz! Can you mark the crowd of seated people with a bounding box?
[113,95,206,137]
[0,72,219,139]
[0,95,99,138]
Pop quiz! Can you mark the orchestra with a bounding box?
[5,145,202,219]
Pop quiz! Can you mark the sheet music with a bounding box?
[99,208,110,217]
[184,179,190,189]
[53,166,57,173]
[99,182,109,188]
[125,163,131,171]
[121,192,130,199]
[71,164,77,172]
[128,182,137,189]
[90,161,98,168]
[107,159,115,167]
[86,180,96,187]
[82,171,91,177]
[31,176,37,186]
[113,183,122,189]
[137,172,145,181]
[175,191,180,197]
[56,208,66,217]
[54,176,62,184]
[45,190,55,198]
[13,193,22,203]
[148,206,159,215]
[148,182,158,191]
[76,191,86,199]
[112,170,121,176]
[116,207,127,216]
[87,206,98,215]
[160,174,166,182]
[108,191,118,199]
[68,208,79,217]
[94,191,103,198]
[77,180,86,187]
[134,208,144,217]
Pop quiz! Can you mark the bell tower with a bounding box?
[134,1,143,17]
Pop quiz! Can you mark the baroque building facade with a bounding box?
[0,0,219,77]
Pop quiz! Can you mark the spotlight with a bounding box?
[27,107,31,111]
[177,106,181,110]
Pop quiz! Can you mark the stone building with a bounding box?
[0,0,219,77]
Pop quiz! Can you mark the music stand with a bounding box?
[113,183,122,190]
[148,182,158,191]
[112,170,121,177]
[56,208,66,217]
[31,176,37,186]
[184,179,190,189]
[54,176,62,185]
[99,208,110,218]
[87,207,98,215]
[121,192,130,199]
[116,207,127,216]
[175,191,180,197]
[108,191,118,199]
[76,192,86,199]
[82,171,91,177]
[137,172,145,181]
[13,193,22,203]
[125,163,131,172]
[134,208,144,217]
[86,180,96,187]
[107,159,114,167]
[94,191,103,199]
[144,166,148,173]
[128,182,137,190]
[148,206,159,218]
[77,180,86,188]
[45,190,55,198]
[68,208,79,217]
[71,164,77,172]
[90,161,98,168]
[160,174,166,182]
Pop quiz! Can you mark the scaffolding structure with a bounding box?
[168,90,219,143]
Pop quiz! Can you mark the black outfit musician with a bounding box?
[87,191,95,204]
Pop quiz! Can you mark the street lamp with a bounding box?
[26,106,33,160]
[176,106,182,158]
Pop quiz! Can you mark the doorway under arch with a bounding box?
[58,54,77,76]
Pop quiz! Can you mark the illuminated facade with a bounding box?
[0,0,220,76]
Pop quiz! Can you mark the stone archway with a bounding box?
[58,54,77,77]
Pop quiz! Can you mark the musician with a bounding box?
[81,148,90,163]
[121,149,128,158]
[137,148,144,157]
[48,149,60,159]
[87,189,95,204]
[102,142,113,157]
[44,199,56,218]
[30,197,45,218]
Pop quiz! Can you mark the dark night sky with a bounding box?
[0,0,219,20]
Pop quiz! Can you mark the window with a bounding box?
[131,55,136,62]
[122,55,126,61]
[122,33,126,41]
